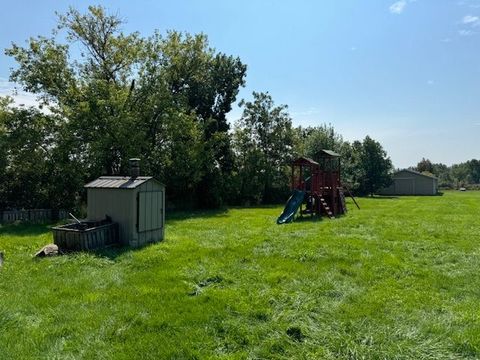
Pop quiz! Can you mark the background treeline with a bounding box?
[412,158,480,190]
[0,6,394,211]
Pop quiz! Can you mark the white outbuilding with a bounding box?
[84,159,165,247]
[378,169,438,196]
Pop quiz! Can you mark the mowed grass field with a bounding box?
[1,191,480,359]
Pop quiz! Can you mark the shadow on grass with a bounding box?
[166,208,229,224]
[293,216,324,223]
[52,240,161,261]
[91,244,137,260]
[282,212,350,224]
[0,222,53,237]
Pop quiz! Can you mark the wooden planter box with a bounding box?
[52,220,119,251]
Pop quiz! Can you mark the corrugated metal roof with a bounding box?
[84,176,154,189]
[396,169,438,180]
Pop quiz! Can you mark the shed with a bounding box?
[84,159,165,247]
[378,169,438,196]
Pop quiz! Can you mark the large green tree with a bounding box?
[5,6,246,207]
[6,6,149,178]
[357,136,393,196]
[300,124,344,161]
[138,30,247,206]
[416,158,434,174]
[0,99,65,208]
[466,159,480,184]
[233,92,295,203]
[338,140,364,192]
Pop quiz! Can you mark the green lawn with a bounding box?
[1,191,480,359]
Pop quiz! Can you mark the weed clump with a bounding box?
[286,326,305,342]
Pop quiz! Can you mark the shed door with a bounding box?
[137,191,163,232]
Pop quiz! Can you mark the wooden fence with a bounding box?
[0,209,69,224]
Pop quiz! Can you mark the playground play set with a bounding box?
[277,149,358,224]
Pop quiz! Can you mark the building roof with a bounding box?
[84,176,158,189]
[293,150,341,166]
[293,157,319,166]
[395,169,438,180]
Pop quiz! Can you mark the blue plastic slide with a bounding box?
[277,190,305,224]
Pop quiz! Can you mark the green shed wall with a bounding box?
[87,188,136,245]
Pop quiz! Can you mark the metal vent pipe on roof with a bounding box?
[129,158,140,178]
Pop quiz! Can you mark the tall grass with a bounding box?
[0,191,479,359]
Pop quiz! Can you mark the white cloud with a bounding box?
[441,37,452,42]
[0,78,40,108]
[457,14,480,37]
[389,0,407,14]
[462,14,480,25]
[427,80,435,85]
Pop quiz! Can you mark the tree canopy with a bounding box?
[1,5,402,210]
[233,92,294,203]
[4,5,246,208]
[356,136,393,196]
[415,158,480,189]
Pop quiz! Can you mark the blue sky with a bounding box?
[1,0,479,168]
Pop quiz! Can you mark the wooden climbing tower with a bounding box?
[290,150,346,219]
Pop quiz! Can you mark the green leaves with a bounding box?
[4,6,247,208]
[233,92,294,204]
[0,105,61,208]
[298,124,344,162]
[57,6,143,85]
[357,136,393,196]
[6,37,75,106]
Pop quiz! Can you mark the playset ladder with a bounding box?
[318,196,335,219]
